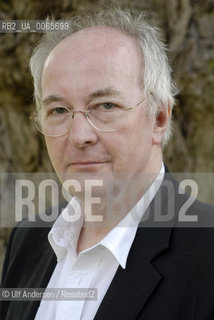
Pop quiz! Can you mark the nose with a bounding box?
[68,111,98,148]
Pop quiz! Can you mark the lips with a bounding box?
[68,159,111,174]
[71,161,107,165]
[70,162,109,170]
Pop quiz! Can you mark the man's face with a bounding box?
[42,27,165,197]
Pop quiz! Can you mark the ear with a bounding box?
[152,103,171,145]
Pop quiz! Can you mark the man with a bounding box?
[1,8,214,320]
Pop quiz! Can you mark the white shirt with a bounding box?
[35,164,164,320]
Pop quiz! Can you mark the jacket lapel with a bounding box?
[6,227,57,320]
[94,227,173,320]
[94,172,177,320]
[20,229,57,320]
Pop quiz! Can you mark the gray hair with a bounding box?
[30,8,178,145]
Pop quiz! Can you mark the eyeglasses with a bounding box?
[30,97,145,137]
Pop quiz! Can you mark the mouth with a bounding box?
[70,161,110,171]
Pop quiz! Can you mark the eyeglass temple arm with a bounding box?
[125,97,146,111]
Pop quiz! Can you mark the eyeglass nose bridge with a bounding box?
[71,110,90,119]
[68,109,105,133]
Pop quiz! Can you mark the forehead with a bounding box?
[51,26,140,56]
[44,26,142,71]
[42,26,144,98]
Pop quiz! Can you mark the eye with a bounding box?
[102,103,115,110]
[96,103,119,111]
[48,106,69,115]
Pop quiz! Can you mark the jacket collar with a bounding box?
[94,171,177,320]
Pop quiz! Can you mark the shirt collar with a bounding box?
[48,163,165,267]
[48,196,84,262]
[101,163,165,268]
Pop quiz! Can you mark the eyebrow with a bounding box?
[89,87,121,99]
[42,95,65,106]
[42,87,122,106]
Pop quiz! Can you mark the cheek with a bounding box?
[103,127,143,169]
[45,137,66,170]
[114,117,154,164]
